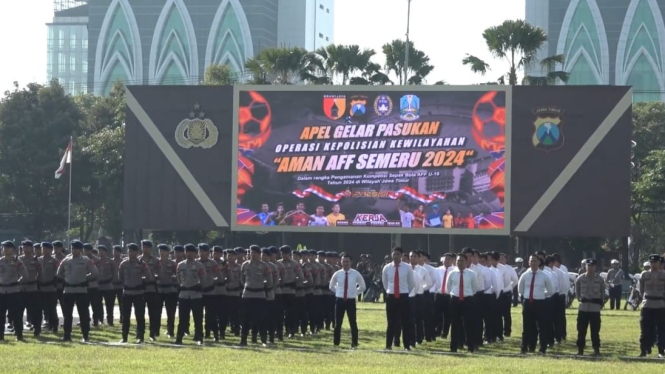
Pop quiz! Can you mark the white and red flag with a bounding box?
[55,140,72,179]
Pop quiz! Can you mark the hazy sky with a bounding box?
[0,0,525,94]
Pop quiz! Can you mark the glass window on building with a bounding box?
[69,81,76,95]
[83,39,88,50]
[47,28,54,49]
[70,56,76,72]
[71,31,77,49]
[59,53,65,73]
[82,60,88,74]
[59,30,64,49]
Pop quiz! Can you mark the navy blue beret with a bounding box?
[317,250,326,256]
[157,244,170,251]
[261,247,271,255]
[649,254,661,262]
[127,243,139,251]
[1,240,15,248]
[234,247,245,254]
[173,245,184,253]
[141,240,153,247]
[34,242,42,248]
[41,242,53,249]
[279,245,291,253]
[53,241,64,248]
[308,249,317,256]
[185,244,197,252]
[21,240,33,246]
[83,243,93,250]
[98,245,108,252]
[112,245,122,252]
[198,243,210,251]
[212,246,224,253]
[71,241,84,249]
[249,245,261,253]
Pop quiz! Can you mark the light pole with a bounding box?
[404,0,412,85]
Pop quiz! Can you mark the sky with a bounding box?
[0,0,525,94]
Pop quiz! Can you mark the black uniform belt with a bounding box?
[201,285,215,293]
[226,287,240,291]
[0,282,19,287]
[581,298,603,305]
[65,282,88,288]
[180,285,201,292]
[39,280,56,286]
[216,282,226,286]
[158,284,176,288]
[143,281,156,286]
[245,287,265,292]
[23,280,37,286]
[645,296,664,301]
[264,287,273,291]
[123,285,145,291]
[98,279,112,285]
[282,282,296,288]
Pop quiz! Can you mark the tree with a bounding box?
[462,20,569,86]
[203,64,236,85]
[305,44,380,85]
[0,80,82,238]
[382,40,434,85]
[349,62,393,85]
[244,47,312,85]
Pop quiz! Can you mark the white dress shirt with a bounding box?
[518,269,554,300]
[436,266,455,294]
[409,265,424,297]
[544,267,559,295]
[489,266,503,298]
[424,263,439,293]
[499,263,519,293]
[478,264,493,294]
[558,264,569,275]
[468,264,484,294]
[308,215,329,226]
[329,268,366,299]
[554,267,568,295]
[416,265,433,295]
[446,268,478,298]
[382,262,415,295]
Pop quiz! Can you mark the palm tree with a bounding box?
[462,20,569,86]
[305,44,378,85]
[383,40,434,85]
[244,47,312,85]
[350,62,393,85]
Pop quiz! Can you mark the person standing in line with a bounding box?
[198,243,220,342]
[575,259,604,356]
[606,259,624,310]
[0,241,29,341]
[225,248,243,337]
[329,253,366,348]
[262,248,279,344]
[446,254,478,352]
[292,250,310,337]
[269,247,286,340]
[279,245,303,338]
[56,240,98,343]
[300,249,316,334]
[138,240,161,340]
[462,248,484,348]
[318,251,335,331]
[419,251,439,342]
[518,255,554,355]
[96,245,117,326]
[434,253,455,340]
[38,242,60,333]
[18,240,41,336]
[112,245,124,325]
[212,246,228,340]
[309,249,327,333]
[552,253,569,340]
[382,247,415,351]
[638,255,665,358]
[157,244,178,338]
[513,257,526,307]
[118,243,152,344]
[498,253,518,337]
[175,244,205,345]
[485,252,503,344]
[412,250,433,346]
[239,245,273,346]
[83,243,103,327]
[53,241,66,313]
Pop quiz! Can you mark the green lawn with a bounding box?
[1,302,663,373]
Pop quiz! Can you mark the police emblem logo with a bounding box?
[532,108,564,152]
[175,104,219,149]
[323,95,346,120]
[374,95,393,116]
[349,95,368,118]
[400,94,420,121]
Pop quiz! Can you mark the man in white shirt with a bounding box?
[329,254,366,348]
[546,256,568,345]
[446,254,478,353]
[462,248,484,348]
[434,253,455,339]
[382,247,415,350]
[487,252,505,343]
[552,253,568,340]
[418,252,438,342]
[518,255,554,354]
[398,204,414,228]
[499,253,519,337]
[541,256,559,348]
[308,206,329,226]
[408,251,432,346]
[477,253,499,344]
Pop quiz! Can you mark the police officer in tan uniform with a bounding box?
[575,259,604,356]
[198,243,221,342]
[279,245,303,338]
[18,240,40,336]
[297,250,314,336]
[138,240,161,340]
[118,243,153,343]
[262,247,279,344]
[175,244,205,345]
[240,245,273,346]
[269,246,285,341]
[212,246,227,339]
[112,245,124,325]
[0,241,29,341]
[96,245,117,326]
[319,251,335,330]
[226,248,243,336]
[38,242,60,333]
[83,243,103,327]
[157,244,178,338]
[639,254,665,357]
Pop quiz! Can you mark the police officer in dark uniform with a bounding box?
[0,241,29,341]
[575,259,604,356]
[118,243,153,343]
[175,244,205,345]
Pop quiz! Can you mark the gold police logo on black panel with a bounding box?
[175,103,219,149]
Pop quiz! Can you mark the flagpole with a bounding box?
[67,136,72,247]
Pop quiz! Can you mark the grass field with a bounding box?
[1,302,663,373]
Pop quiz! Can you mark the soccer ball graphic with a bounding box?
[471,91,506,153]
[238,91,272,150]
[487,157,505,205]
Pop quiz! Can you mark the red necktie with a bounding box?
[394,264,400,299]
[343,271,348,301]
[441,268,448,294]
[459,271,464,301]
[529,271,536,304]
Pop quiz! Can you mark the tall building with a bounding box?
[526,0,665,102]
[46,0,89,95]
[278,0,335,50]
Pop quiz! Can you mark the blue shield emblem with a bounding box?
[400,95,420,121]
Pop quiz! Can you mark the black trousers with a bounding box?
[544,296,556,345]
[334,298,358,346]
[553,293,565,343]
[177,297,203,341]
[62,292,90,340]
[114,289,123,323]
[0,292,23,339]
[262,299,276,342]
[282,294,297,335]
[226,295,241,335]
[450,296,474,352]
[414,294,425,344]
[512,286,519,307]
[482,293,496,343]
[144,292,161,337]
[296,295,308,334]
[23,291,41,333]
[274,294,284,338]
[203,294,218,339]
[325,294,335,329]
[472,292,483,346]
[241,298,266,343]
[313,294,326,331]
[385,294,410,349]
[640,307,665,352]
[121,294,145,340]
[577,310,601,350]
[521,299,548,352]
[88,288,103,324]
[609,285,622,310]
[40,291,59,331]
[101,290,116,324]
[303,294,314,333]
[159,292,178,335]
[423,291,435,341]
[212,295,226,338]
[434,293,451,338]
[500,291,513,336]
[558,294,568,339]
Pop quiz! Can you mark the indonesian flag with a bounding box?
[55,140,72,179]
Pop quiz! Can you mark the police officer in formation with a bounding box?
[574,258,604,356]
[639,254,665,358]
[118,243,152,343]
